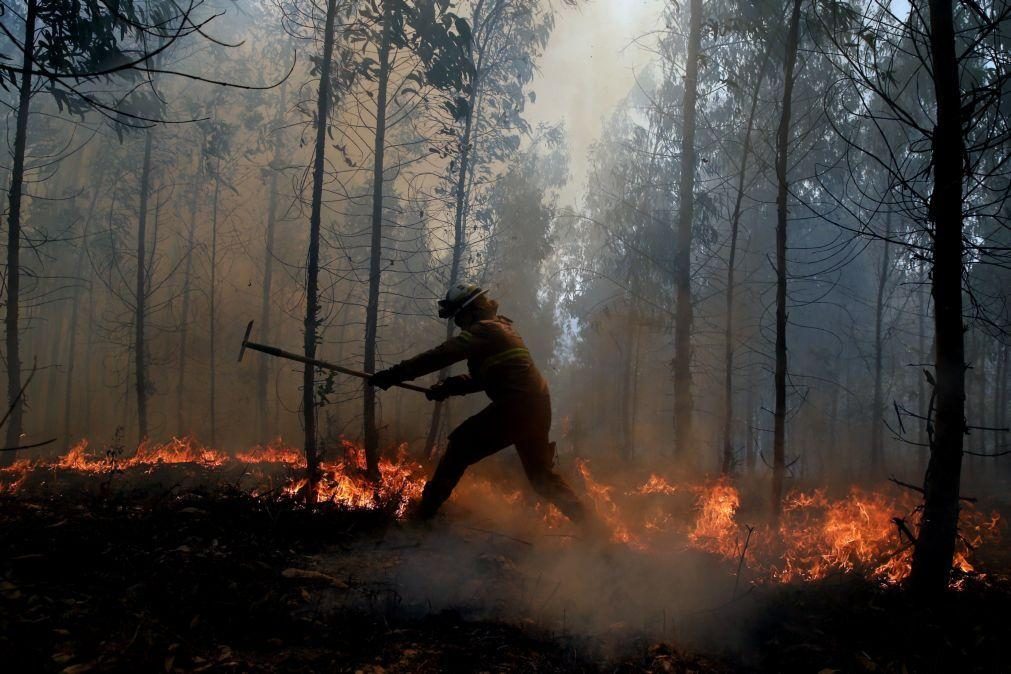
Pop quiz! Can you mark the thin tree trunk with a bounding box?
[871,218,891,474]
[721,48,771,474]
[363,8,392,479]
[4,0,37,457]
[209,163,221,447]
[672,0,702,457]
[621,303,637,458]
[258,84,286,442]
[176,181,199,433]
[909,0,967,594]
[304,0,340,487]
[918,262,929,468]
[423,73,478,459]
[772,0,804,516]
[63,172,105,448]
[135,130,154,443]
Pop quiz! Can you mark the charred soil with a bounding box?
[0,481,1008,673]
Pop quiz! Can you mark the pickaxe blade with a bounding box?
[238,320,254,362]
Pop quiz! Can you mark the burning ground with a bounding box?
[1,438,1009,672]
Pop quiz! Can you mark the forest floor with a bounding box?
[1,472,1009,673]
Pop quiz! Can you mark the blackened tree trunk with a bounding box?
[209,164,221,447]
[4,0,37,457]
[772,0,804,515]
[909,0,967,594]
[176,181,199,433]
[870,219,891,474]
[135,130,154,443]
[721,49,770,474]
[918,261,929,467]
[304,0,340,487]
[363,8,392,479]
[672,0,703,456]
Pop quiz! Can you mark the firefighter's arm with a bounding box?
[371,332,475,389]
[426,374,483,401]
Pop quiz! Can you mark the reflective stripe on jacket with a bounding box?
[388,316,548,400]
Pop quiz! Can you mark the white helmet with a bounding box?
[438,283,489,318]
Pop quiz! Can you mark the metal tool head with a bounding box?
[238,320,254,362]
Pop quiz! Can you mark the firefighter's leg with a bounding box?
[517,441,588,522]
[514,400,588,523]
[417,404,512,519]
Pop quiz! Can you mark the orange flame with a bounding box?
[0,437,1001,589]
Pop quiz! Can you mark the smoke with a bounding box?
[316,464,759,658]
[526,0,663,208]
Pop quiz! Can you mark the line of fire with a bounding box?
[0,0,1008,671]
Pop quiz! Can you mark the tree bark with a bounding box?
[672,0,703,457]
[304,0,340,487]
[909,0,967,594]
[721,48,770,475]
[363,7,392,479]
[918,261,929,468]
[209,163,221,447]
[772,0,804,516]
[135,130,154,443]
[176,180,199,434]
[4,0,37,457]
[870,217,891,474]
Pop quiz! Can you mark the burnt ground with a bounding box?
[1,481,1009,673]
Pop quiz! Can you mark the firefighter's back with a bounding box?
[466,317,548,400]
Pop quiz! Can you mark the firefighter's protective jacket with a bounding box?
[386,316,548,400]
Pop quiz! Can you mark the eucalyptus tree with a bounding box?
[665,0,704,456]
[0,0,223,454]
[818,0,1011,590]
[422,0,554,455]
[344,0,472,476]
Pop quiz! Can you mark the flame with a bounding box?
[235,439,306,466]
[576,459,642,548]
[0,437,1002,589]
[629,474,679,496]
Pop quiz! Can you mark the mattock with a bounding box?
[237,320,431,394]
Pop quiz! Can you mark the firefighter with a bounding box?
[371,284,588,523]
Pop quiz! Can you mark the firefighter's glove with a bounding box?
[371,368,401,391]
[426,382,451,402]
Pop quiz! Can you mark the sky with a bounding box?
[526,0,665,207]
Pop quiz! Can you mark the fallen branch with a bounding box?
[0,437,56,453]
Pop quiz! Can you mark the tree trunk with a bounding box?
[870,218,891,474]
[672,0,702,457]
[721,48,770,475]
[621,303,638,458]
[209,164,221,447]
[258,84,286,443]
[176,181,199,434]
[304,0,340,487]
[918,261,929,468]
[909,0,967,594]
[363,8,392,479]
[772,0,804,516]
[3,0,37,457]
[64,172,105,448]
[423,72,477,459]
[135,130,154,443]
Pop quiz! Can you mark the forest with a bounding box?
[0,0,1009,670]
